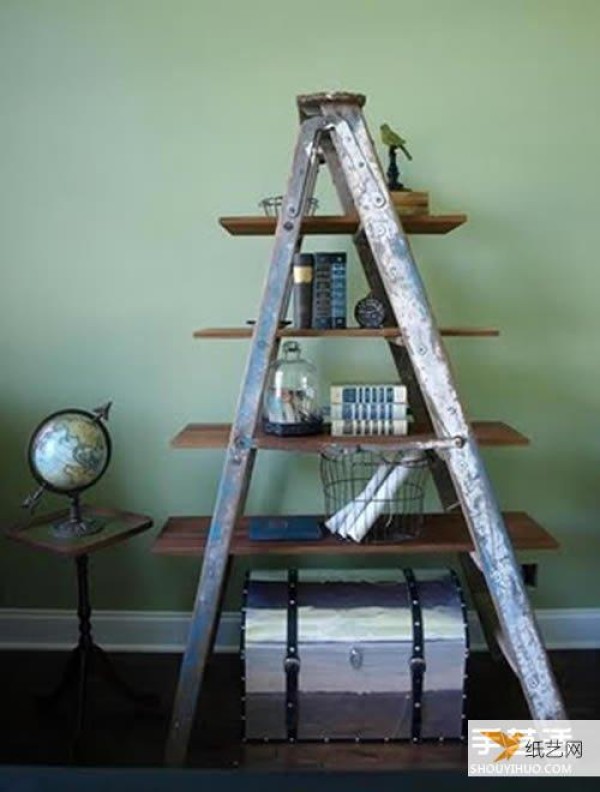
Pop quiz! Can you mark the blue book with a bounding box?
[312,254,332,329]
[329,253,347,329]
[248,516,324,542]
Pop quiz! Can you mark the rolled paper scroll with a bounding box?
[325,463,392,537]
[345,462,412,542]
[326,451,425,542]
[346,451,425,542]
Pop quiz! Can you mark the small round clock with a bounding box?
[354,293,387,328]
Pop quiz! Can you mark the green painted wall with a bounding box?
[1,0,599,612]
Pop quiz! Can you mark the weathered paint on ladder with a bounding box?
[165,91,565,766]
[315,93,564,721]
[164,115,326,767]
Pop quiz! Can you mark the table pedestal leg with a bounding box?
[38,554,159,756]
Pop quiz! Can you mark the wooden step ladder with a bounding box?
[165,91,565,766]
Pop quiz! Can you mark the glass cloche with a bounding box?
[263,341,323,436]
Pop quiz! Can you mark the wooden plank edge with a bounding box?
[170,421,530,449]
[218,214,468,236]
[152,512,559,556]
[193,327,500,339]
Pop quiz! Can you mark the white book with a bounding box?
[330,419,409,436]
[330,402,409,420]
[330,384,407,404]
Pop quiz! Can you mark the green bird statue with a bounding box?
[380,123,412,190]
[380,123,413,160]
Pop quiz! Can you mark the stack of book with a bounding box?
[330,384,409,436]
[292,252,346,329]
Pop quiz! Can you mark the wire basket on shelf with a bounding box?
[259,195,319,217]
[319,448,428,543]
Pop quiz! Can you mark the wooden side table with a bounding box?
[6,505,155,755]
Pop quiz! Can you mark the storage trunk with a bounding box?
[242,568,468,743]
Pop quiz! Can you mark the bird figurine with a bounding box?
[380,124,413,161]
[380,123,412,191]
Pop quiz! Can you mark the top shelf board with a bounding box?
[194,327,499,339]
[219,214,467,237]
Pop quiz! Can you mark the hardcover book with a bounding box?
[329,253,347,328]
[292,253,314,328]
[330,402,409,420]
[248,516,323,541]
[312,253,332,329]
[330,384,408,403]
[330,418,409,436]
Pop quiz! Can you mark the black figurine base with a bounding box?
[386,146,405,191]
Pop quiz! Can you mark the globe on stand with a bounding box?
[24,403,112,538]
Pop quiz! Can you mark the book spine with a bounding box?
[330,402,408,420]
[292,253,314,328]
[312,254,332,329]
[330,419,409,436]
[329,253,347,329]
[330,384,408,403]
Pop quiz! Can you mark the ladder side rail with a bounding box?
[322,136,509,664]
[165,116,325,766]
[320,136,441,430]
[326,102,564,720]
[280,142,322,319]
[321,135,458,506]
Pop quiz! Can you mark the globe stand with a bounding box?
[52,493,106,539]
[37,550,160,759]
[8,506,156,762]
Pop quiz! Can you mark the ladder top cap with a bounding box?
[297,91,366,112]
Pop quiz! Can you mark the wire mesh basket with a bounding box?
[259,195,319,217]
[319,448,428,543]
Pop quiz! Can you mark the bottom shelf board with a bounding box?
[152,512,558,556]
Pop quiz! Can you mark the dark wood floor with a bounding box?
[0,649,597,770]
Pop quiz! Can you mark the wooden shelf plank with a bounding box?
[170,421,529,450]
[219,214,467,236]
[152,511,559,556]
[172,423,232,448]
[194,326,499,339]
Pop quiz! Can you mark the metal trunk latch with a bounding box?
[349,646,363,669]
[284,656,301,673]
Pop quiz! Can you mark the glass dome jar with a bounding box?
[263,341,323,436]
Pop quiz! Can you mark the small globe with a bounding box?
[28,409,111,494]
